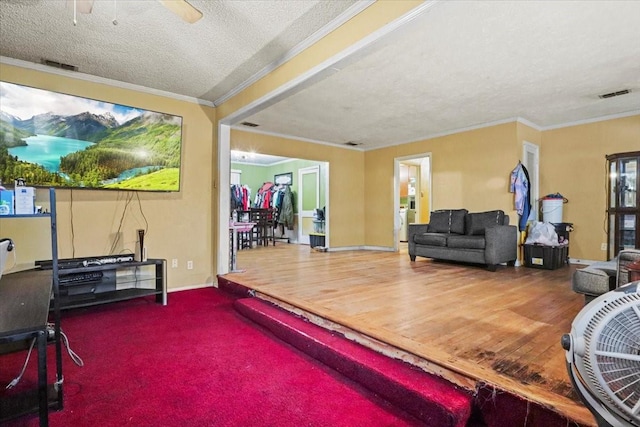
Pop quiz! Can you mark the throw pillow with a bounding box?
[429,209,468,234]
[449,209,468,234]
[466,210,505,235]
[428,210,451,233]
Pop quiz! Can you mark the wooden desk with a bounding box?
[0,269,53,426]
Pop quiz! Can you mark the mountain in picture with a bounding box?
[0,87,182,192]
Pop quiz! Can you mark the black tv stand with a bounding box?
[37,257,167,310]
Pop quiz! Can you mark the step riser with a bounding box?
[234,297,472,427]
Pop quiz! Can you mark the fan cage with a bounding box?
[583,293,640,421]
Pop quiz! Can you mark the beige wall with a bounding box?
[363,116,639,261]
[231,130,365,247]
[365,123,521,248]
[0,63,217,289]
[541,114,640,261]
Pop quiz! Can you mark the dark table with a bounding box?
[0,269,53,426]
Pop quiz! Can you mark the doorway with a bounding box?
[298,166,320,245]
[229,153,329,248]
[395,154,431,249]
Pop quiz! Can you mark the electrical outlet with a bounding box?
[171,259,178,268]
[187,260,193,270]
[601,243,608,251]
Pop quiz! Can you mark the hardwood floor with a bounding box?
[223,243,593,426]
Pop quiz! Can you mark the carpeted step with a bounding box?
[234,297,473,427]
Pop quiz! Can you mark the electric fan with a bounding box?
[561,281,640,427]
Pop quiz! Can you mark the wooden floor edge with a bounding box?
[254,290,595,427]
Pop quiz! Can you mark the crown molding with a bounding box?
[540,110,640,131]
[516,117,543,131]
[0,56,215,107]
[231,124,365,152]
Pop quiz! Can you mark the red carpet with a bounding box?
[234,297,473,427]
[217,277,589,427]
[1,288,425,426]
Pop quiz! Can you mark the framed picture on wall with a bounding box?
[274,172,293,186]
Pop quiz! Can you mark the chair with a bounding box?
[250,208,275,247]
[235,210,253,250]
[572,249,640,304]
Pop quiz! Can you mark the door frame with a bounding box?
[298,165,321,245]
[394,153,432,251]
[522,141,540,222]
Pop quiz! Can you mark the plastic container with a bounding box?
[309,233,325,248]
[542,198,563,223]
[524,244,568,270]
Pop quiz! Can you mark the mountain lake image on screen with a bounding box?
[0,81,183,192]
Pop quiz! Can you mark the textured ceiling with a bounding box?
[0,0,359,103]
[243,0,640,149]
[1,0,639,152]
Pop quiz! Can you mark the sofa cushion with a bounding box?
[447,235,486,250]
[588,260,617,276]
[572,267,616,296]
[429,209,468,234]
[466,210,505,235]
[413,233,448,247]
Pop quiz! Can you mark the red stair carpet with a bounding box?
[218,277,589,427]
[1,288,426,426]
[233,297,473,427]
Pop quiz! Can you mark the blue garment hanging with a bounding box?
[510,162,531,232]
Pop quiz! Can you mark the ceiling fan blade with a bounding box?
[157,0,203,24]
[66,0,94,14]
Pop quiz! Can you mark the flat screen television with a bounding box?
[0,81,182,192]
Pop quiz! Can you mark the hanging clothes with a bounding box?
[230,184,251,212]
[278,185,295,230]
[254,182,276,209]
[510,162,531,231]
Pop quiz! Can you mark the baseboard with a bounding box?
[569,258,602,266]
[168,283,213,293]
[328,245,395,252]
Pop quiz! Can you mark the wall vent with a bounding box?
[598,89,631,99]
[344,141,361,146]
[42,58,78,71]
[241,121,259,127]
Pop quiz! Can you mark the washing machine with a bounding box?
[399,208,408,242]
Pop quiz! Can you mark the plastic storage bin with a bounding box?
[524,244,568,270]
[309,233,325,248]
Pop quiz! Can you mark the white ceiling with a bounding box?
[0,0,360,102]
[1,0,639,152]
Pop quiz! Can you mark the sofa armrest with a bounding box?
[408,223,430,254]
[617,249,640,286]
[484,225,518,264]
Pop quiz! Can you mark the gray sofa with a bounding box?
[572,249,640,304]
[408,209,517,271]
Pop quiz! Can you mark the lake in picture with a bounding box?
[8,135,94,172]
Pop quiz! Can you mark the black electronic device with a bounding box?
[1,81,184,192]
[58,271,104,285]
[37,255,135,270]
